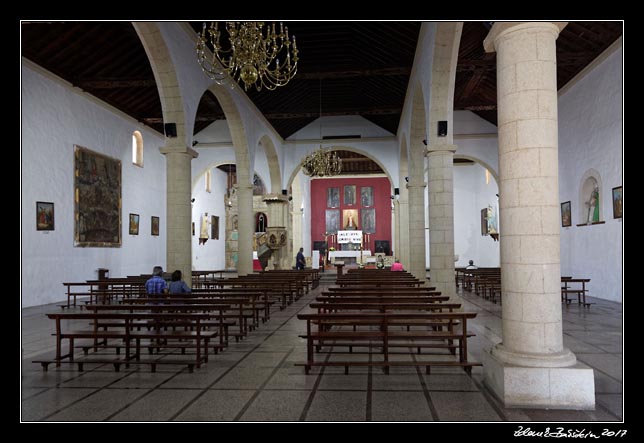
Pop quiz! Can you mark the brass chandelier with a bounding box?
[301,147,342,177]
[196,22,299,91]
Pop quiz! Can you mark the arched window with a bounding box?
[131,131,143,167]
[255,212,268,233]
[205,170,212,193]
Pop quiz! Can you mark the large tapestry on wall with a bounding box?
[74,145,122,247]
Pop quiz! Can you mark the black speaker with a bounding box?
[375,240,390,256]
[281,189,288,195]
[164,123,177,138]
[438,121,448,137]
[394,188,400,195]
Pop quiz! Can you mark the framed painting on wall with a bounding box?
[561,201,571,227]
[325,209,340,234]
[480,208,488,236]
[74,145,122,247]
[344,185,356,206]
[343,209,359,230]
[192,222,195,236]
[612,186,622,219]
[212,215,219,239]
[327,187,340,208]
[129,213,139,235]
[360,186,373,207]
[151,216,159,236]
[36,201,54,231]
[361,208,375,234]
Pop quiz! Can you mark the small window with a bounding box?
[205,170,212,193]
[132,131,143,167]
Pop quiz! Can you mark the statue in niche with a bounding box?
[199,212,210,245]
[586,186,600,224]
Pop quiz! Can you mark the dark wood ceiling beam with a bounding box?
[295,67,411,80]
[77,78,157,89]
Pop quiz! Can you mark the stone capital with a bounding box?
[426,143,457,154]
[263,194,289,205]
[484,22,567,53]
[159,145,199,158]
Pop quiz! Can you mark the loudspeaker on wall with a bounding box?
[164,123,177,138]
[438,121,448,137]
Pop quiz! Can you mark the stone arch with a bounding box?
[453,154,500,185]
[284,145,395,192]
[427,22,463,146]
[258,134,281,194]
[579,169,604,224]
[132,22,187,143]
[399,135,409,197]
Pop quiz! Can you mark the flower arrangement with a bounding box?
[329,247,335,251]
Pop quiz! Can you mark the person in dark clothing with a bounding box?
[296,247,306,270]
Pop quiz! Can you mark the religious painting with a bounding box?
[612,186,622,219]
[561,201,571,227]
[212,215,220,239]
[327,187,340,208]
[36,201,54,231]
[481,208,488,236]
[360,186,373,207]
[325,209,340,234]
[344,185,356,206]
[74,145,121,247]
[343,209,359,230]
[151,216,159,236]
[361,208,376,234]
[129,214,139,235]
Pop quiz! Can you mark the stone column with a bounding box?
[427,145,457,302]
[397,194,410,268]
[160,145,198,287]
[393,199,401,260]
[482,22,594,409]
[407,140,427,282]
[236,182,254,276]
[264,194,289,269]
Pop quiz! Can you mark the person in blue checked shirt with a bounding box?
[145,266,168,295]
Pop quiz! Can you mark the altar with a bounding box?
[329,250,372,264]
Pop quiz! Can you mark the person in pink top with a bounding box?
[391,259,404,271]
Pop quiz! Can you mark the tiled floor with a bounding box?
[21,279,623,422]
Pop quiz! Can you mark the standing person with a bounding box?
[296,247,306,270]
[391,259,404,272]
[145,266,168,295]
[168,270,191,294]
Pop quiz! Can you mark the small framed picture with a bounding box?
[129,213,140,235]
[612,186,622,219]
[36,201,54,231]
[151,216,159,236]
[211,215,219,240]
[561,201,571,227]
[192,222,195,236]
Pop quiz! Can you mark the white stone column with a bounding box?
[160,145,198,287]
[482,22,594,409]
[397,195,410,267]
[236,183,254,275]
[427,145,457,301]
[393,199,400,260]
[407,140,427,282]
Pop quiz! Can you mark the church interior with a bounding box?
[21,21,623,424]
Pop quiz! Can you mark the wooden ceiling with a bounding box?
[22,21,622,143]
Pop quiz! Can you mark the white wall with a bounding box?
[21,62,166,307]
[191,168,226,270]
[558,42,623,303]
[453,163,500,267]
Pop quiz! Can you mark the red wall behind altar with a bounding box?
[310,177,392,254]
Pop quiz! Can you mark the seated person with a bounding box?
[391,259,404,272]
[145,265,168,295]
[168,270,191,294]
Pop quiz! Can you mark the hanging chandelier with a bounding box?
[301,147,342,177]
[196,22,299,91]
